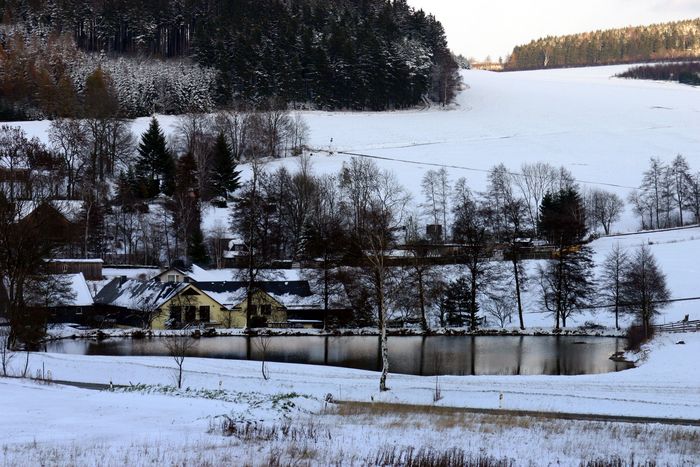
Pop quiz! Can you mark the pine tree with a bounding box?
[538,187,593,328]
[440,276,476,327]
[188,216,210,266]
[210,132,241,199]
[135,117,175,198]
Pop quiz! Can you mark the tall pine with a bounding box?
[135,117,175,198]
[210,132,240,199]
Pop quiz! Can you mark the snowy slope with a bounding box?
[11,64,700,232]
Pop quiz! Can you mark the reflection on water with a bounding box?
[46,335,632,376]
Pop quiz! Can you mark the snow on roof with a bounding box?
[65,273,94,307]
[95,279,187,310]
[103,267,160,281]
[24,273,94,307]
[185,266,306,282]
[195,281,326,310]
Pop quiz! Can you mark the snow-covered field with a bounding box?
[1,332,699,465]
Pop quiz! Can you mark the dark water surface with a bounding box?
[45,335,633,376]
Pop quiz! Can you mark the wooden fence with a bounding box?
[652,320,700,333]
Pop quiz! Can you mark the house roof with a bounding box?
[66,273,94,307]
[94,276,351,313]
[17,200,85,224]
[94,278,187,310]
[21,273,93,308]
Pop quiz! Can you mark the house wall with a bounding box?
[156,269,189,283]
[232,289,287,326]
[46,261,103,280]
[154,285,244,329]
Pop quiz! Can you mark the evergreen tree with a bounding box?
[440,276,476,327]
[187,215,210,266]
[135,117,175,198]
[537,187,594,328]
[210,132,240,199]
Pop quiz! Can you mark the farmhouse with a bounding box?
[94,277,350,329]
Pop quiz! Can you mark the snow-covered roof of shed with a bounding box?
[66,273,94,307]
[103,267,160,281]
[23,273,93,307]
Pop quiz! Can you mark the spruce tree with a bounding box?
[135,117,175,198]
[188,220,210,266]
[210,132,241,199]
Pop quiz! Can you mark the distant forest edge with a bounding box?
[0,0,460,120]
[617,62,700,86]
[505,18,700,71]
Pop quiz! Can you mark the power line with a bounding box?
[311,148,638,190]
[579,296,700,311]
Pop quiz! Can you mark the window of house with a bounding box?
[249,304,258,315]
[170,306,182,323]
[185,306,197,322]
[199,306,210,322]
[261,304,272,315]
[167,274,177,282]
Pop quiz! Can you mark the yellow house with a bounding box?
[95,278,300,329]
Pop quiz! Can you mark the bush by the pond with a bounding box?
[626,324,655,351]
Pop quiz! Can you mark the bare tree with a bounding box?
[304,174,347,329]
[485,296,514,328]
[621,245,670,338]
[287,113,309,157]
[232,158,278,327]
[588,189,624,235]
[342,159,410,392]
[133,297,164,330]
[640,157,667,229]
[164,334,199,389]
[600,243,629,330]
[214,108,251,162]
[48,119,89,199]
[254,335,272,380]
[402,216,442,331]
[0,327,14,376]
[207,222,230,269]
[686,172,700,224]
[670,154,691,226]
[628,190,654,230]
[513,162,558,234]
[0,126,66,349]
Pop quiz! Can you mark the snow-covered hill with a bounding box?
[14,64,700,231]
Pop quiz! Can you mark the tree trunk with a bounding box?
[377,270,389,392]
[418,271,427,331]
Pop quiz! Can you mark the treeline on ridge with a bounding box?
[505,18,700,71]
[0,0,460,119]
